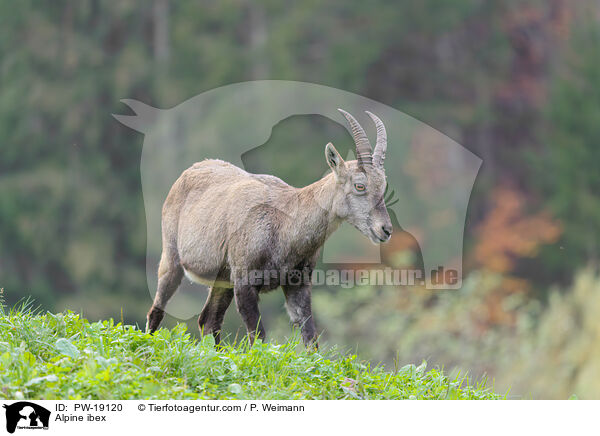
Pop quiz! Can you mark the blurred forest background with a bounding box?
[1,0,600,399]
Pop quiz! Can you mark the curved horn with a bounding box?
[338,108,372,167]
[365,111,387,168]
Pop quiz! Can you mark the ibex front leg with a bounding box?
[282,282,318,349]
[234,284,266,344]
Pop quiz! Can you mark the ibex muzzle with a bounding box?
[146,109,391,347]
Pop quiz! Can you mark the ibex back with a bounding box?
[146,109,392,347]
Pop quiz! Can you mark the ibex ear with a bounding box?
[325,142,347,181]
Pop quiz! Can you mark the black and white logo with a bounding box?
[2,402,50,433]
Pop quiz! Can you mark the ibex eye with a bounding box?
[354,183,366,192]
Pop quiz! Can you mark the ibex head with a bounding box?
[325,109,392,244]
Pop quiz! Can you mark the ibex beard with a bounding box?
[146,109,393,348]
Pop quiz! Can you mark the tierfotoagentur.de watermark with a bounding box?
[231,266,458,288]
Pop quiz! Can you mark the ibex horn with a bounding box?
[365,111,387,168]
[338,109,372,168]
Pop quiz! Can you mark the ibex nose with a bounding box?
[382,224,393,238]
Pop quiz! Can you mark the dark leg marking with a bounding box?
[234,284,266,344]
[146,306,165,333]
[198,286,234,345]
[283,284,318,349]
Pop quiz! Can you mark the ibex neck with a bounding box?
[286,173,341,256]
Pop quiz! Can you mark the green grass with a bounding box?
[0,302,500,400]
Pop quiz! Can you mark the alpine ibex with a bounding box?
[146,109,392,347]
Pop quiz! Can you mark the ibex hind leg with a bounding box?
[198,286,234,345]
[146,251,183,333]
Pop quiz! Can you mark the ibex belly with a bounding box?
[182,267,234,288]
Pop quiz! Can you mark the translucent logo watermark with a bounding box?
[230,267,456,288]
[114,80,481,319]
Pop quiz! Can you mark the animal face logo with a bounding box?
[114,80,481,319]
[3,402,50,433]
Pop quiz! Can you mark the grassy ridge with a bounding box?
[0,304,500,400]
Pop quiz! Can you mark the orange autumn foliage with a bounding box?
[473,187,562,274]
